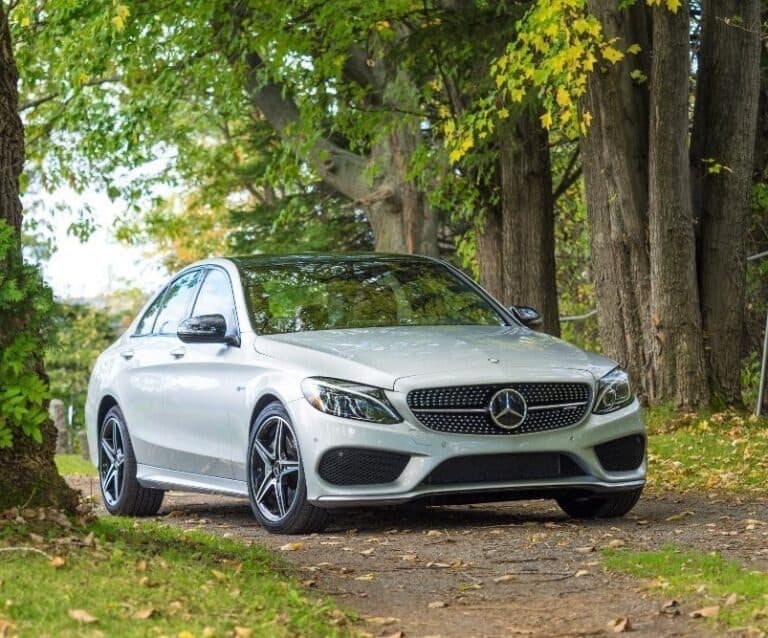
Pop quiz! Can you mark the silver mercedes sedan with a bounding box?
[85,254,646,534]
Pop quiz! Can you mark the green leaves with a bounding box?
[0,220,52,449]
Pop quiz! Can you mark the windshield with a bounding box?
[239,258,506,335]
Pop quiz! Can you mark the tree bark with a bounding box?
[0,4,77,511]
[690,0,762,405]
[648,2,709,409]
[499,112,560,336]
[580,0,653,396]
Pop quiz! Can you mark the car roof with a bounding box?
[228,252,438,269]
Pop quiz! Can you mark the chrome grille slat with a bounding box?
[407,383,592,436]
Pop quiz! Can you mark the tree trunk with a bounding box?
[499,112,560,336]
[476,204,505,301]
[648,2,709,409]
[0,5,77,511]
[690,0,762,406]
[580,0,653,396]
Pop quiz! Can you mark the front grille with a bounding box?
[423,453,586,485]
[407,383,592,435]
[594,434,646,472]
[317,448,410,486]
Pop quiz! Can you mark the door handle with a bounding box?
[170,347,186,359]
[120,349,134,360]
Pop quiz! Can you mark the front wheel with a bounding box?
[247,402,329,534]
[99,405,164,516]
[556,487,643,519]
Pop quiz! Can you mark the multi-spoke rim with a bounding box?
[249,416,301,522]
[99,416,125,507]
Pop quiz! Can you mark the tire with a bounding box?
[98,405,165,516]
[247,402,329,534]
[556,487,643,519]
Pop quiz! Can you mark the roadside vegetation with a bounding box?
[605,546,768,634]
[645,408,768,494]
[55,454,97,477]
[0,512,353,638]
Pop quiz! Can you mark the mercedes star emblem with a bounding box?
[488,388,527,430]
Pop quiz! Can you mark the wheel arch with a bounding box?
[249,393,283,431]
[97,395,119,433]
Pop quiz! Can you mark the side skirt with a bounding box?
[136,464,249,498]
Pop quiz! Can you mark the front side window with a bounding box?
[240,259,505,335]
[192,268,237,325]
[153,269,202,336]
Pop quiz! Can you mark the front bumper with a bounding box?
[287,395,646,508]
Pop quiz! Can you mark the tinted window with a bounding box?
[153,270,202,336]
[192,269,236,323]
[134,289,165,336]
[240,259,504,335]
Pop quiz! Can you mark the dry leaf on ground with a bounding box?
[607,617,632,633]
[689,606,720,619]
[68,609,98,624]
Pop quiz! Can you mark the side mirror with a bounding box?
[177,314,240,346]
[510,305,543,328]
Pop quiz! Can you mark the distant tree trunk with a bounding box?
[690,0,762,405]
[648,2,709,409]
[476,204,505,301]
[0,5,77,511]
[580,0,653,395]
[499,112,560,336]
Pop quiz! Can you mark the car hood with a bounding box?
[254,325,617,390]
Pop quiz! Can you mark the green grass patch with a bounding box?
[0,516,353,637]
[604,546,768,632]
[55,454,97,477]
[644,409,768,494]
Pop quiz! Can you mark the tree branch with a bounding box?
[243,52,374,202]
[553,147,582,201]
[19,75,122,113]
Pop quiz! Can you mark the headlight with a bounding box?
[593,368,634,414]
[301,377,402,424]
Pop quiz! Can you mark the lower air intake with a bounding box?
[594,434,646,472]
[318,448,410,486]
[423,453,585,485]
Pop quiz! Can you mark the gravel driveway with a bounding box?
[69,476,768,638]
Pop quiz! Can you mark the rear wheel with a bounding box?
[556,487,643,519]
[247,402,329,534]
[99,406,164,516]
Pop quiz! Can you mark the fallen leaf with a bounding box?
[234,628,253,638]
[178,632,195,638]
[725,593,738,606]
[605,539,625,549]
[136,559,147,572]
[574,569,590,578]
[400,554,417,561]
[426,530,442,537]
[132,608,156,620]
[575,546,596,553]
[382,632,404,638]
[360,548,375,556]
[607,617,632,633]
[494,574,516,583]
[302,579,317,588]
[210,569,226,580]
[689,606,720,619]
[428,601,448,609]
[202,628,216,638]
[68,609,98,624]
[279,542,304,552]
[50,556,66,568]
[364,616,399,625]
[665,511,694,522]
[28,533,44,544]
[660,600,680,616]
[355,573,375,581]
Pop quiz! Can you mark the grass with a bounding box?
[605,546,768,633]
[644,408,768,494]
[0,515,353,637]
[55,454,97,477]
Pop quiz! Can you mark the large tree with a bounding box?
[0,2,76,510]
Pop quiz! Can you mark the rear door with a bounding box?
[118,268,203,470]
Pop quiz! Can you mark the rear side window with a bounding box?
[134,290,165,336]
[153,270,202,336]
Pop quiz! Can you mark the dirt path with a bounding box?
[70,476,768,638]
